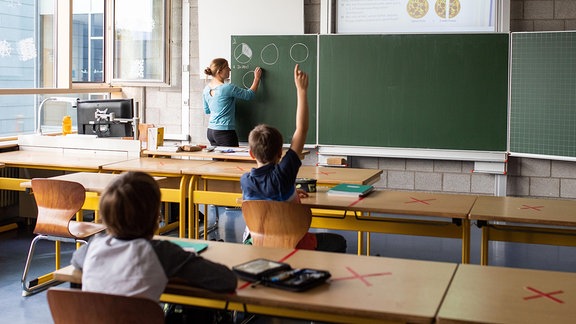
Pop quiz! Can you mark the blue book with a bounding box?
[327,183,374,197]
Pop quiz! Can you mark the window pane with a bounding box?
[72,0,104,83]
[0,0,52,89]
[113,0,166,82]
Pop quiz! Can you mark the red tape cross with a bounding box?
[519,204,544,211]
[405,197,436,205]
[524,286,564,304]
[330,266,391,287]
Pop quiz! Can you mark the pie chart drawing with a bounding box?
[234,43,253,64]
[261,43,279,65]
[290,43,309,63]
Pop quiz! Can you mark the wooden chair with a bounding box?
[241,200,312,248]
[47,287,165,324]
[21,179,106,296]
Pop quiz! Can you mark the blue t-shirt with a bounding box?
[240,149,302,201]
[203,83,255,130]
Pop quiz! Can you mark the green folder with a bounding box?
[171,240,208,253]
[327,183,374,197]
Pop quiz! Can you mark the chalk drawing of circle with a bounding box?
[242,71,255,89]
[234,43,253,64]
[261,43,279,65]
[290,43,309,63]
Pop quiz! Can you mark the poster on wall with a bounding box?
[337,0,497,33]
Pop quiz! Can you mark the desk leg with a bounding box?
[179,175,190,239]
[461,219,470,264]
[481,226,489,265]
[357,231,364,255]
[366,232,371,256]
[187,176,197,239]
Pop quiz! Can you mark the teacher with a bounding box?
[203,58,262,147]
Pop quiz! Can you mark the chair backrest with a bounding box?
[241,200,312,248]
[47,287,165,324]
[31,178,86,237]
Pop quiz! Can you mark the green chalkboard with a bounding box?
[318,34,509,152]
[510,32,576,158]
[231,35,317,144]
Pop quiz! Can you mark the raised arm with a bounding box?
[249,67,262,93]
[289,64,309,154]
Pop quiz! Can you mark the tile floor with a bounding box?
[1,206,576,323]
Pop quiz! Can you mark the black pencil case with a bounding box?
[232,258,331,292]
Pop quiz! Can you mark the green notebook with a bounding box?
[327,183,374,197]
[171,240,208,253]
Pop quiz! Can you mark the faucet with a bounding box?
[36,97,78,135]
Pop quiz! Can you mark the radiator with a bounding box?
[0,167,19,208]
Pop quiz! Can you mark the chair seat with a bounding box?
[69,221,106,239]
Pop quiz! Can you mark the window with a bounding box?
[0,0,170,138]
[72,1,105,82]
[112,0,170,84]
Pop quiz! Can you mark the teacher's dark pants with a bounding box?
[207,129,239,147]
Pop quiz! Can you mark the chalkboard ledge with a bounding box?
[318,146,507,163]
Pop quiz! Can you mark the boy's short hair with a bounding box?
[100,171,161,239]
[248,124,283,164]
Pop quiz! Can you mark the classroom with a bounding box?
[1,0,576,323]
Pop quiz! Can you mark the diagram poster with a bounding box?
[337,0,496,33]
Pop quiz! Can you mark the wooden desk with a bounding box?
[101,158,214,238]
[469,195,576,265]
[0,150,136,216]
[20,172,122,215]
[437,263,576,323]
[181,162,383,239]
[142,148,309,162]
[301,190,476,262]
[0,150,134,172]
[55,238,457,324]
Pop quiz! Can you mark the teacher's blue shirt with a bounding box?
[203,83,255,130]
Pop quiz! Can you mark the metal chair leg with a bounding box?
[21,235,60,296]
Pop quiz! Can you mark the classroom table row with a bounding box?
[0,150,382,238]
[3,150,576,266]
[54,238,576,324]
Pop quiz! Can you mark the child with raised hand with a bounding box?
[71,171,237,301]
[240,64,347,253]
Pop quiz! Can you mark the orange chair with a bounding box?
[241,200,312,248]
[21,178,106,296]
[47,287,165,324]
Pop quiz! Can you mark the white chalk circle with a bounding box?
[234,43,253,64]
[261,43,279,65]
[290,43,309,63]
[242,71,255,89]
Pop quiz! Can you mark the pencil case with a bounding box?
[232,258,331,292]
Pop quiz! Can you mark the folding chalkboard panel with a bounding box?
[318,33,509,152]
[231,35,317,144]
[510,31,576,159]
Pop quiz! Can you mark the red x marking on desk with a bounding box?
[405,197,436,205]
[314,170,336,176]
[519,204,544,211]
[523,286,564,304]
[224,166,247,172]
[331,266,392,287]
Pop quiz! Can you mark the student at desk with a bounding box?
[70,171,236,300]
[240,64,346,253]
